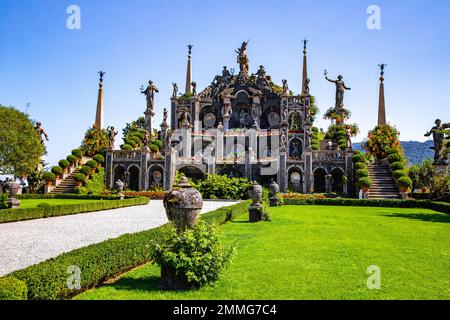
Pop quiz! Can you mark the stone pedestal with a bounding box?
[249,203,263,223]
[8,197,20,209]
[269,196,280,207]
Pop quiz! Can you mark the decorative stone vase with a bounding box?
[269,181,281,207]
[5,180,21,209]
[163,177,203,232]
[115,179,125,200]
[248,182,263,222]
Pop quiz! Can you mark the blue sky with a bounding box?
[1,0,449,167]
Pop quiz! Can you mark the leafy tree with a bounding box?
[80,127,109,157]
[122,117,146,137]
[363,125,402,160]
[0,105,43,175]
[418,158,434,190]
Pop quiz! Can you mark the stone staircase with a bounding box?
[367,162,400,199]
[51,169,80,194]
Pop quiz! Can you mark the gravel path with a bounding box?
[0,200,238,276]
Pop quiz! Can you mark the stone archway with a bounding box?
[331,168,345,194]
[313,167,327,193]
[148,165,164,189]
[288,138,303,159]
[128,165,140,191]
[288,166,303,193]
[113,165,125,186]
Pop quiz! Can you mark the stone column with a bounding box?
[105,148,114,189]
[170,98,178,130]
[279,151,288,193]
[164,148,176,191]
[304,150,313,193]
[160,121,169,155]
[345,150,354,195]
[141,148,150,191]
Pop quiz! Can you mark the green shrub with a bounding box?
[0,197,149,224]
[122,144,133,150]
[311,139,319,145]
[71,149,83,158]
[388,153,403,164]
[390,162,405,171]
[280,198,450,214]
[74,173,86,182]
[51,166,63,176]
[356,169,369,179]
[352,154,366,163]
[312,127,319,133]
[85,160,98,169]
[93,154,105,164]
[0,277,27,300]
[66,155,77,165]
[357,177,372,189]
[42,172,55,182]
[58,160,69,169]
[195,175,251,200]
[36,203,51,209]
[0,193,8,209]
[150,221,235,288]
[397,176,412,190]
[9,201,249,300]
[153,139,163,149]
[149,144,159,153]
[354,162,367,170]
[79,166,93,176]
[77,169,105,195]
[311,144,320,151]
[393,170,407,180]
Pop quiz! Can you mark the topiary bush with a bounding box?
[79,166,93,176]
[66,155,77,165]
[390,162,405,171]
[93,154,105,164]
[393,170,407,180]
[153,139,163,149]
[122,144,133,150]
[71,149,83,158]
[149,221,235,288]
[354,162,367,170]
[0,277,28,300]
[51,166,63,176]
[357,177,373,189]
[352,153,366,163]
[149,144,159,153]
[397,176,412,190]
[85,160,98,169]
[42,172,55,182]
[387,153,402,164]
[74,173,86,182]
[58,160,69,169]
[356,169,369,179]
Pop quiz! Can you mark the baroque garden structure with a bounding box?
[104,41,354,194]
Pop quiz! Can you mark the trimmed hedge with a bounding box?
[352,153,365,163]
[356,169,369,179]
[390,162,405,171]
[0,277,28,300]
[9,201,250,300]
[281,198,450,214]
[354,162,367,170]
[393,170,407,180]
[0,197,149,224]
[17,194,123,200]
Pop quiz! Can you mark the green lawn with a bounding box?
[76,205,450,300]
[19,199,104,209]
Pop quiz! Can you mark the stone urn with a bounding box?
[163,176,203,232]
[115,179,124,200]
[269,180,281,207]
[5,180,21,209]
[248,181,263,223]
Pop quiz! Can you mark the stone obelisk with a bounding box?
[94,71,105,130]
[377,64,387,126]
[185,45,193,94]
[301,39,309,95]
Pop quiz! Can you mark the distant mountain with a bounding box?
[352,140,434,165]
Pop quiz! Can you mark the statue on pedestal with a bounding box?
[35,122,49,146]
[107,126,118,149]
[425,119,450,162]
[324,70,351,108]
[172,83,178,98]
[141,80,159,114]
[236,41,249,76]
